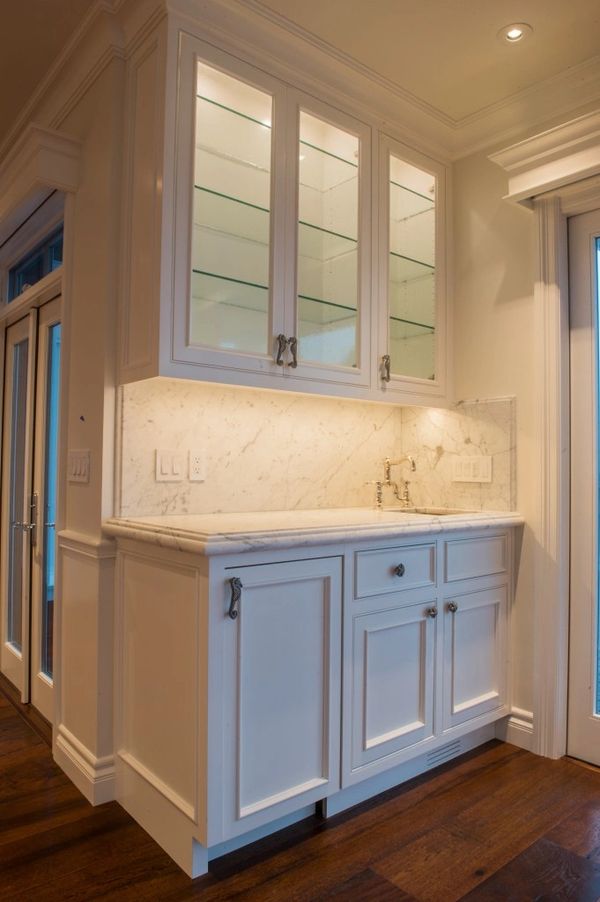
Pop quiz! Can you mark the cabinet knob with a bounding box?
[382,354,391,383]
[228,577,242,619]
[426,606,438,618]
[447,601,458,613]
[394,563,405,577]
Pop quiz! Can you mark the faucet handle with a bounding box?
[365,480,384,509]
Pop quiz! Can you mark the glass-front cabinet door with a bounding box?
[378,135,446,398]
[173,40,287,376]
[285,96,371,387]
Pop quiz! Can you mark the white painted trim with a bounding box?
[54,723,115,805]
[58,529,116,560]
[495,708,534,751]
[531,196,570,759]
[119,750,196,821]
[489,110,600,204]
[0,125,80,245]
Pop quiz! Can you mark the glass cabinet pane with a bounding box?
[7,340,29,652]
[297,112,359,368]
[191,63,273,355]
[388,155,436,380]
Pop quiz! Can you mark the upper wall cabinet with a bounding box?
[120,28,448,404]
[377,136,447,400]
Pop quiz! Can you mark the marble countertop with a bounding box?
[103,507,524,556]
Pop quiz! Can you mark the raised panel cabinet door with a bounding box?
[348,601,437,779]
[443,586,508,731]
[221,556,342,840]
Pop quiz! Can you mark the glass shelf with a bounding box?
[390,180,434,220]
[194,186,269,244]
[389,251,434,283]
[298,294,357,325]
[196,96,272,177]
[299,140,357,193]
[298,220,357,262]
[390,315,435,337]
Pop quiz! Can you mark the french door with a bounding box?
[568,209,600,763]
[0,298,61,721]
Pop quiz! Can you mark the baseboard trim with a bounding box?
[495,708,534,751]
[54,723,115,805]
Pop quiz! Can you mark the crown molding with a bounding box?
[0,125,81,245]
[232,0,600,161]
[489,109,600,204]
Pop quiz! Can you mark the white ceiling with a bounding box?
[249,0,600,123]
[0,1,96,147]
[1,0,599,155]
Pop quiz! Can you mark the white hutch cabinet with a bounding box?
[119,11,449,404]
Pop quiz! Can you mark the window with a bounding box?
[7,226,63,301]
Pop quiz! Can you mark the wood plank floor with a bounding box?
[3,692,600,901]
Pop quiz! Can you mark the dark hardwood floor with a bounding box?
[2,689,600,901]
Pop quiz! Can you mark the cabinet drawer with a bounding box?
[355,544,436,598]
[444,534,507,583]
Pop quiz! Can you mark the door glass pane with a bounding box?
[191,62,273,355]
[41,324,61,679]
[389,156,436,380]
[7,339,29,651]
[297,112,359,367]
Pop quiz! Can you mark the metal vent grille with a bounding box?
[426,739,462,769]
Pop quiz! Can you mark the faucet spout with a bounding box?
[383,455,417,507]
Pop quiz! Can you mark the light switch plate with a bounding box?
[68,449,90,484]
[155,449,184,482]
[452,455,492,483]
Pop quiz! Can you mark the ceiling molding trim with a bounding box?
[0,125,81,243]
[0,0,124,164]
[489,110,600,204]
[235,0,456,128]
[168,0,454,160]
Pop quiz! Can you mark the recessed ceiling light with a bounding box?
[497,22,533,44]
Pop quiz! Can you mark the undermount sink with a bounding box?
[382,507,475,516]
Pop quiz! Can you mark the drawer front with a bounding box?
[355,544,436,598]
[444,534,507,583]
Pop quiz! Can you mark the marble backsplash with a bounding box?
[400,398,516,511]
[117,379,516,517]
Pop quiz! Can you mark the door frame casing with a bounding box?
[531,177,600,758]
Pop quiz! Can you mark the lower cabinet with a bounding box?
[350,601,437,771]
[113,527,514,875]
[221,556,342,839]
[443,586,508,730]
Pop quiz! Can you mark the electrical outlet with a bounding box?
[189,450,206,482]
[155,450,184,482]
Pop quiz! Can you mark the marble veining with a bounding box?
[118,380,516,517]
[104,507,524,556]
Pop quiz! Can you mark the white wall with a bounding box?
[452,150,536,715]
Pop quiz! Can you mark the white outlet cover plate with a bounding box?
[452,455,492,483]
[189,449,206,482]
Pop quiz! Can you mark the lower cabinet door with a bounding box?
[348,601,437,778]
[221,556,342,839]
[443,585,508,731]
